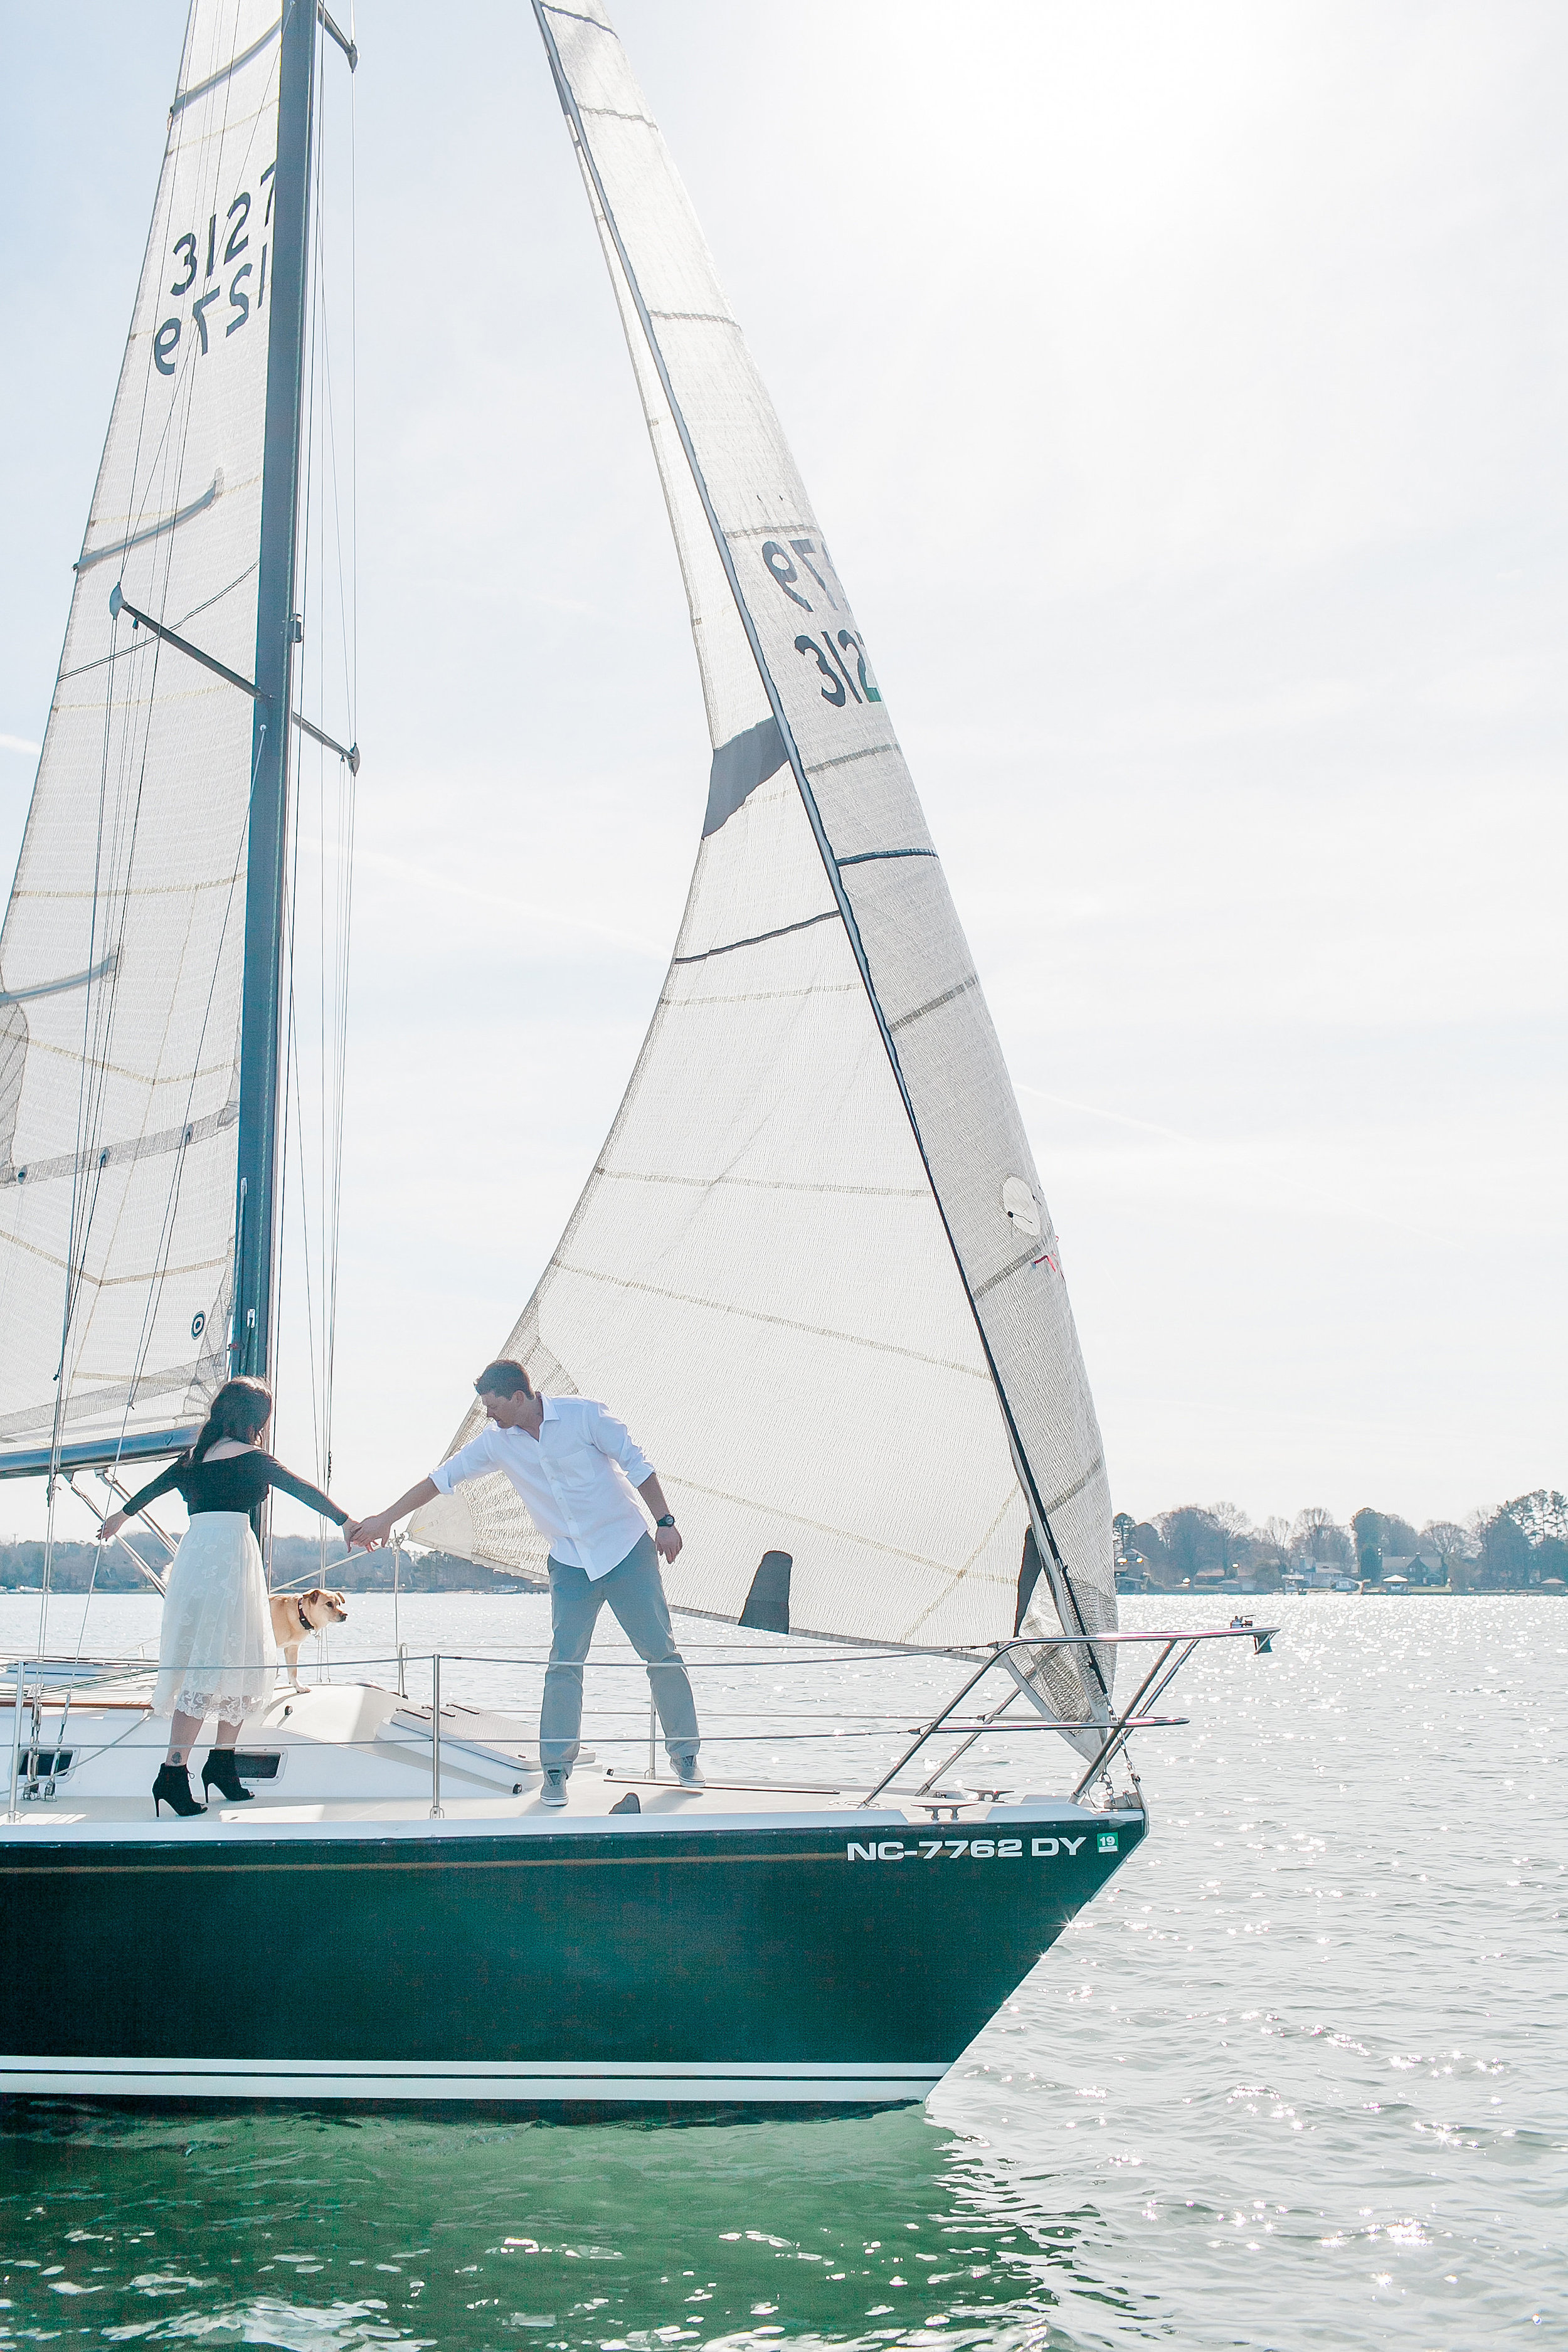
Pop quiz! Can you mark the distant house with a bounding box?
[1381,1553,1444,1587]
[1293,1559,1347,1587]
[1283,1560,1360,1592]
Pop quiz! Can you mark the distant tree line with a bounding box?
[1115,1491,1568,1592]
[0,1532,540,1595]
[6,1495,1562,1603]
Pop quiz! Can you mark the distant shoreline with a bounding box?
[0,1535,544,1597]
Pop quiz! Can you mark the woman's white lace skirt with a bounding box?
[153,1512,271,1724]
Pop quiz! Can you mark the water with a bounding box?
[2,1592,1564,2349]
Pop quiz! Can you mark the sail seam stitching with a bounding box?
[663,1474,987,1575]
[10,882,255,903]
[0,1231,229,1289]
[901,1486,1026,1638]
[592,1168,928,1200]
[659,984,859,1009]
[19,1037,238,1091]
[0,1362,213,1443]
[556,1261,990,1379]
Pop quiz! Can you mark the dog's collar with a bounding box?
[295,1597,312,1632]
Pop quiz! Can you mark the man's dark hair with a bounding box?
[475,1359,534,1399]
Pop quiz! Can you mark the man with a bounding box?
[347,1361,701,1806]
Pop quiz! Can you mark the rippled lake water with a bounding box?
[2,1591,1564,2348]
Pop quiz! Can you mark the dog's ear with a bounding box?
[304,1587,323,1604]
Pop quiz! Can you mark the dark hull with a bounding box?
[0,1806,1143,2104]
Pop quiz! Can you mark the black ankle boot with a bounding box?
[153,1762,205,1818]
[201,1747,253,1804]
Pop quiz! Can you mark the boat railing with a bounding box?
[4,1620,1276,1818]
[859,1624,1276,1807]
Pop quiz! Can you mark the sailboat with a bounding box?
[0,0,1268,2108]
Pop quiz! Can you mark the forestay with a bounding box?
[411,1,1116,1725]
[0,1,283,1471]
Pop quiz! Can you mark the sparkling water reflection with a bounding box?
[0,2107,1116,2352]
[2,1591,1564,2347]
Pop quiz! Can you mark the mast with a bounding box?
[232,0,318,1382]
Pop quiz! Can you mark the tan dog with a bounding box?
[269,1587,349,1685]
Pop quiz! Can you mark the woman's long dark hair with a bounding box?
[186,1376,273,1466]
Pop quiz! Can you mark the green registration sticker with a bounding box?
[1097,1831,1119,1854]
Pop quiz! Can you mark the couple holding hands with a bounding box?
[102,1361,700,1819]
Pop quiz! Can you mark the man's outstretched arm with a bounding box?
[347,1424,499,1549]
[346,1477,439,1551]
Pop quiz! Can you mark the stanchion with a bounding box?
[430,1653,443,1818]
[7,1660,23,1822]
[391,1534,403,1673]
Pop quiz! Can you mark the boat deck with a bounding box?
[1,1673,1111,1838]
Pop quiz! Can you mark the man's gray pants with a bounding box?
[540,1532,699,1774]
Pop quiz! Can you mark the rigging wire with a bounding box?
[317,31,359,1533]
[272,10,357,1580]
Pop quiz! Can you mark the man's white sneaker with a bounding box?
[672,1756,704,1791]
[539,1769,569,1808]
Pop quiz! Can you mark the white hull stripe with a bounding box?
[0,2055,941,2104]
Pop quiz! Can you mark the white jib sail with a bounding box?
[412,1,1116,1725]
[0,1,284,1470]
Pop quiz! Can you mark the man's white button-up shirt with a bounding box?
[428,1397,655,1580]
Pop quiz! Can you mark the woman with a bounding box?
[99,1377,353,1818]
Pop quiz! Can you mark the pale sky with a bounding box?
[1,2,1563,1545]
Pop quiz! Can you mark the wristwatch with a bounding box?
[655,1513,676,1528]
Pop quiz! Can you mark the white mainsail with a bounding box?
[411,2,1116,1720]
[0,1,285,1471]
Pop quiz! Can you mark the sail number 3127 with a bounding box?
[153,165,275,376]
[759,539,882,707]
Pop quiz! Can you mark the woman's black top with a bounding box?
[123,1449,347,1537]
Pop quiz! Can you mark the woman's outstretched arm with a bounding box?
[260,1454,352,1527]
[96,1457,183,1542]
